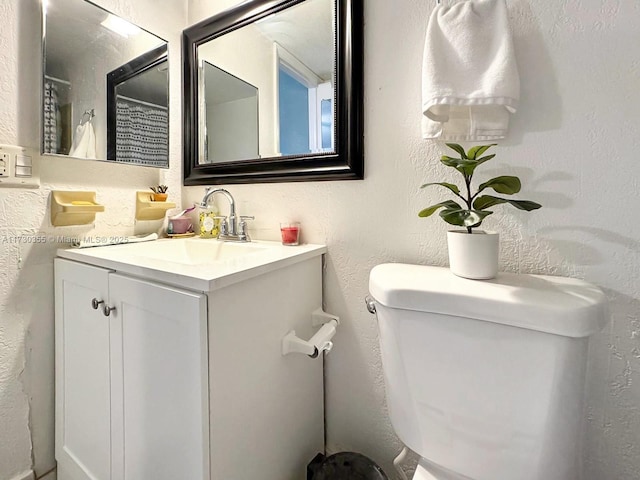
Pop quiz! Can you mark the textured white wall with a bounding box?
[0,1,185,479]
[188,0,240,25]
[183,0,640,478]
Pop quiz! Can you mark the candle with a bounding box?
[280,222,300,245]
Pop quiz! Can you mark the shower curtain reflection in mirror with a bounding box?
[107,45,169,167]
[43,77,72,155]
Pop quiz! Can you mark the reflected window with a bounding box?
[321,99,332,150]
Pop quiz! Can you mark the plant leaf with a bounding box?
[418,200,461,218]
[440,208,493,227]
[441,157,478,176]
[459,161,479,177]
[474,154,496,167]
[478,176,521,195]
[467,144,496,160]
[440,155,462,166]
[446,143,467,158]
[473,195,542,211]
[507,199,543,211]
[420,182,461,195]
[441,155,498,177]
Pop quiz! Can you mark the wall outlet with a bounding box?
[0,152,9,177]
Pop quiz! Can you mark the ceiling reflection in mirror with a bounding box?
[43,0,170,167]
[196,0,335,165]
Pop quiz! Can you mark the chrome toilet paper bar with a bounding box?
[282,308,340,358]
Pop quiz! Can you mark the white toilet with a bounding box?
[368,264,608,480]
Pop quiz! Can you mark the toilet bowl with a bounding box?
[368,264,607,480]
[413,458,472,480]
[412,462,440,480]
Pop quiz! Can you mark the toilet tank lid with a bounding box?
[369,264,608,338]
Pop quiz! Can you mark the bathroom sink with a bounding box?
[118,237,268,265]
[57,238,326,291]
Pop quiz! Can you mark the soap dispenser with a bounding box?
[199,204,220,238]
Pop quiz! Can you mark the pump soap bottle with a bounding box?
[199,204,220,238]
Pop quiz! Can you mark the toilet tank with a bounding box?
[369,264,607,480]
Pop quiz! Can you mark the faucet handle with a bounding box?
[214,215,228,236]
[238,216,254,238]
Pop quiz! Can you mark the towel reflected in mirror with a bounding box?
[69,111,97,159]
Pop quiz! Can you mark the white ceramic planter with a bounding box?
[447,230,499,280]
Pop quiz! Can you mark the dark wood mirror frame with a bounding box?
[107,44,169,164]
[182,0,363,185]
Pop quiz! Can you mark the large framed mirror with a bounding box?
[42,0,170,168]
[183,0,363,184]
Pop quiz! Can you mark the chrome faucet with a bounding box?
[200,187,253,242]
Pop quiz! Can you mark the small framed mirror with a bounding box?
[183,0,363,184]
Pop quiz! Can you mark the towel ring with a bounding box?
[80,109,95,125]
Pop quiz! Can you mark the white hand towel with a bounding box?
[68,122,88,158]
[68,120,97,159]
[85,121,96,159]
[422,0,519,140]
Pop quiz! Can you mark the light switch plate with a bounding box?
[16,154,33,167]
[0,144,40,188]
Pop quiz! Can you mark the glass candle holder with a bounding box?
[280,222,301,246]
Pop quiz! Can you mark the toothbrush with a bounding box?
[171,204,197,219]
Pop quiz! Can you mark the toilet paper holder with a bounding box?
[282,308,340,358]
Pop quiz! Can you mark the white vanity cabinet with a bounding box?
[55,239,326,480]
[55,259,209,480]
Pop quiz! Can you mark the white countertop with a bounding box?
[58,238,327,292]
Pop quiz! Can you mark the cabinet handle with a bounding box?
[103,305,116,317]
[91,298,104,310]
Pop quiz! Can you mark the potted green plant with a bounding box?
[419,143,541,279]
[150,185,169,202]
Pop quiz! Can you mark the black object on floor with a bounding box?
[308,452,388,480]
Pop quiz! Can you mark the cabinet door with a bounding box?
[54,259,112,480]
[108,274,209,480]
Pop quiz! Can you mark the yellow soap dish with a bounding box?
[50,191,105,226]
[135,191,176,221]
